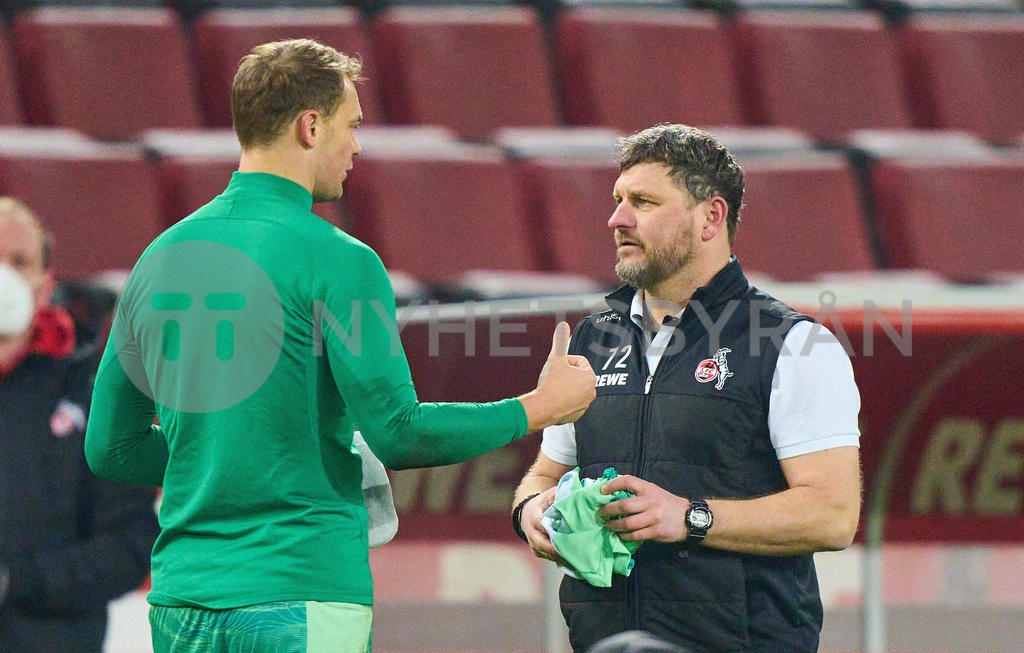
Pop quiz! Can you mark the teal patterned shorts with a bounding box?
[150,601,373,653]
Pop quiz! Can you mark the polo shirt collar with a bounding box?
[628,290,684,332]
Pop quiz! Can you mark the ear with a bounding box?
[701,196,729,243]
[36,270,55,308]
[297,110,320,149]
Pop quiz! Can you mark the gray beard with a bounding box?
[615,258,664,290]
[615,244,693,290]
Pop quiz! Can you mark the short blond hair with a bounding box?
[231,38,363,149]
[0,197,52,269]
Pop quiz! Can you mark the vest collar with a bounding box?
[604,256,750,319]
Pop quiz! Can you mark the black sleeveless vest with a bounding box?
[561,259,821,653]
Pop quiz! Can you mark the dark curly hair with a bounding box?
[617,124,744,245]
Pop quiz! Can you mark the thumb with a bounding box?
[549,321,570,358]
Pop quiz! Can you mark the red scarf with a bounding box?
[0,306,76,379]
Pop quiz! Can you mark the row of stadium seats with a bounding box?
[2,126,1021,292]
[0,7,1023,143]
[4,0,1024,21]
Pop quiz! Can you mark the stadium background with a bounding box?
[1,0,1022,651]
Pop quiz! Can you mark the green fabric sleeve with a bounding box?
[84,335,168,487]
[317,244,529,470]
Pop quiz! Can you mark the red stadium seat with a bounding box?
[897,15,1024,144]
[13,8,203,140]
[516,141,870,285]
[732,11,913,142]
[848,128,991,159]
[492,126,619,160]
[706,126,816,158]
[869,155,1024,281]
[176,0,349,23]
[0,130,163,280]
[556,8,743,133]
[156,157,240,227]
[191,8,383,128]
[732,153,875,281]
[518,157,621,285]
[344,141,539,284]
[142,129,344,228]
[373,7,559,141]
[0,28,22,125]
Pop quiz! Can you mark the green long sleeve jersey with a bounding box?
[85,172,528,609]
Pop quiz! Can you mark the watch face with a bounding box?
[689,508,712,530]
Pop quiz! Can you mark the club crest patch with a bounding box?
[695,348,734,391]
[50,399,86,438]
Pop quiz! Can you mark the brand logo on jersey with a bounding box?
[113,240,284,413]
[595,314,621,324]
[596,372,629,387]
[50,399,85,438]
[695,348,734,391]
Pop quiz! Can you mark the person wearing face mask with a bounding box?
[0,197,160,653]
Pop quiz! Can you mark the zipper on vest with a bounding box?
[631,352,658,631]
[626,323,652,632]
[627,564,642,631]
[634,367,653,479]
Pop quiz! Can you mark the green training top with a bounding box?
[85,172,528,609]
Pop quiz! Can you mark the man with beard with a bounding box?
[0,197,159,652]
[512,125,862,653]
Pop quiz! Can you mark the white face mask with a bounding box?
[0,264,35,337]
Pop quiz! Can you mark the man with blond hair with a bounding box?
[85,39,595,653]
[0,198,158,653]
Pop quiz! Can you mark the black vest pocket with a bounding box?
[558,543,752,653]
[636,543,751,652]
[559,574,630,653]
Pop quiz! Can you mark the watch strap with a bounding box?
[512,493,540,543]
[685,499,713,544]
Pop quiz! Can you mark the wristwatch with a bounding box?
[685,499,713,544]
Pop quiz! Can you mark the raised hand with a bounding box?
[523,321,596,431]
